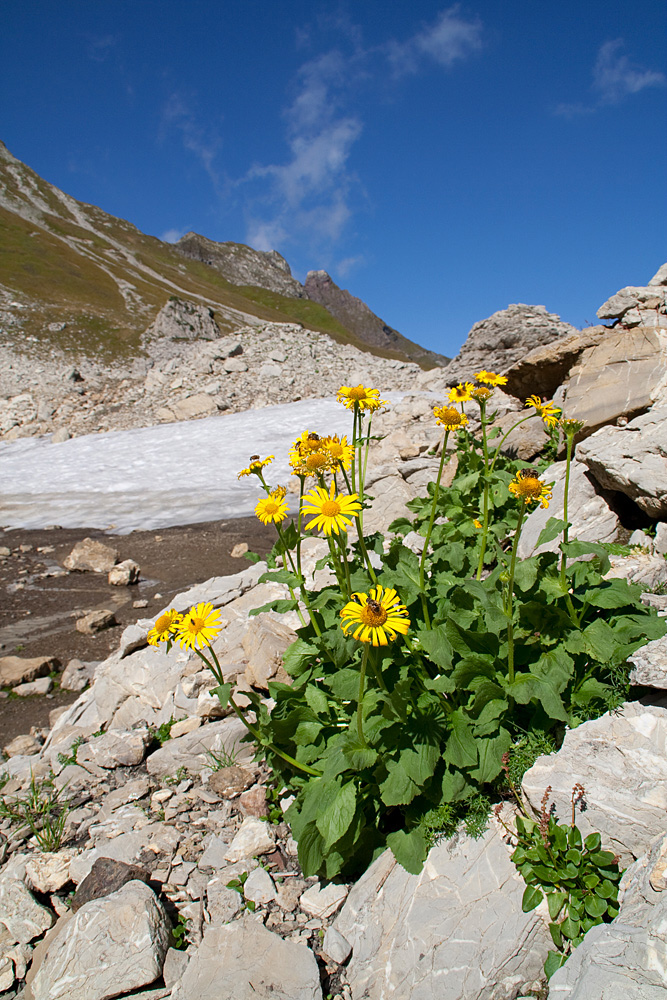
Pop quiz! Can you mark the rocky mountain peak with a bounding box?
[174,233,305,298]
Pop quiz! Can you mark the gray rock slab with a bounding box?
[69,822,180,883]
[364,475,415,535]
[549,830,667,998]
[146,716,252,778]
[63,537,119,573]
[577,407,667,517]
[0,876,54,945]
[522,702,667,867]
[71,857,151,911]
[28,880,169,1000]
[517,459,620,558]
[0,655,59,688]
[629,635,667,689]
[170,917,322,1000]
[334,818,550,1000]
[76,727,150,769]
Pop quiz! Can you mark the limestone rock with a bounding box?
[14,676,53,695]
[549,830,667,998]
[489,410,547,460]
[629,635,667,689]
[224,817,275,862]
[444,304,577,386]
[242,613,296,690]
[145,297,220,342]
[606,551,667,590]
[243,866,276,905]
[522,702,667,866]
[63,537,119,573]
[59,658,97,692]
[25,851,78,894]
[28,880,170,1000]
[170,917,322,1000]
[75,609,117,634]
[4,732,41,756]
[146,717,252,778]
[238,784,268,818]
[334,818,550,1000]
[108,558,140,586]
[0,654,59,688]
[175,233,306,297]
[208,765,254,798]
[363,475,415,535]
[205,876,243,923]
[322,926,352,964]
[0,875,54,944]
[76,728,150,769]
[558,326,667,436]
[517,460,621,558]
[168,393,219,421]
[577,407,667,516]
[299,882,348,919]
[502,325,608,400]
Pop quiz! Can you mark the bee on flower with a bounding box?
[340,585,410,646]
[433,405,468,430]
[301,482,362,535]
[525,395,562,428]
[336,385,387,412]
[322,434,354,470]
[237,454,274,480]
[176,602,222,651]
[448,382,474,404]
[508,468,553,509]
[475,371,508,387]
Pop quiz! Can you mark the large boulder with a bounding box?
[333,816,550,1000]
[145,297,221,342]
[577,407,667,517]
[170,917,322,1000]
[522,703,667,867]
[26,880,170,1000]
[443,304,577,386]
[548,830,667,999]
[502,325,607,400]
[63,538,119,573]
[0,654,59,688]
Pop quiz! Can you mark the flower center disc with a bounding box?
[190,616,205,632]
[265,501,279,514]
[306,453,327,468]
[155,614,172,633]
[321,500,341,517]
[348,386,367,400]
[360,604,388,627]
[518,479,542,499]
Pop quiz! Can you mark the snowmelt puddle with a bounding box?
[0,397,388,533]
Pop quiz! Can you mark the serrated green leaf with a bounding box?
[341,736,379,771]
[470,729,511,782]
[283,639,318,678]
[212,683,231,709]
[304,684,329,716]
[250,598,297,616]
[416,626,454,671]
[536,517,568,548]
[297,821,325,876]
[387,827,428,874]
[444,711,478,769]
[316,780,357,850]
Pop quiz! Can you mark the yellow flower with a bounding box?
[340,585,410,646]
[323,434,354,470]
[475,370,508,386]
[470,385,494,402]
[301,482,362,535]
[147,608,182,646]
[433,405,468,430]
[270,484,287,500]
[561,417,585,436]
[255,494,289,525]
[176,602,222,651]
[237,454,274,479]
[448,382,474,403]
[525,395,561,428]
[288,431,335,476]
[508,470,553,509]
[337,385,387,412]
[473,519,482,529]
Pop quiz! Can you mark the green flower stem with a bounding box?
[488,414,534,475]
[476,399,491,580]
[351,406,359,494]
[199,646,322,778]
[366,645,388,692]
[327,534,348,595]
[560,430,580,626]
[356,643,370,746]
[277,513,323,638]
[505,499,527,685]
[339,462,377,584]
[418,430,451,628]
[336,530,353,599]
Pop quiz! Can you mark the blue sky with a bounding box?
[2,1,666,357]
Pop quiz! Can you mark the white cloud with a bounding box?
[593,39,666,104]
[161,227,188,244]
[556,39,665,116]
[386,6,483,76]
[335,254,365,278]
[161,93,222,190]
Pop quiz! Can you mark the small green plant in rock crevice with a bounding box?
[225,870,256,911]
[171,913,190,950]
[498,777,623,980]
[57,735,84,768]
[0,771,70,851]
[206,743,239,770]
[149,716,185,746]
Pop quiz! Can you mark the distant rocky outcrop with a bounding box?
[304,270,449,368]
[443,304,578,386]
[174,233,305,298]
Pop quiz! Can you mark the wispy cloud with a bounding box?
[85,34,119,63]
[242,6,482,259]
[556,38,665,117]
[161,93,222,191]
[386,6,483,76]
[161,227,188,243]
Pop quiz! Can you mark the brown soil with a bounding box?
[0,517,277,745]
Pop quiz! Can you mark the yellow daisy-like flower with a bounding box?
[323,434,354,470]
[433,405,469,430]
[336,385,387,412]
[340,585,410,646]
[473,519,482,529]
[508,470,553,509]
[237,454,274,480]
[301,482,362,535]
[147,608,182,646]
[448,382,474,403]
[176,602,222,651]
[525,395,562,429]
[255,494,289,525]
[475,370,508,386]
[270,484,287,500]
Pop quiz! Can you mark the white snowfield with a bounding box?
[0,396,372,533]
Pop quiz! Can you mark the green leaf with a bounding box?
[505,673,569,722]
[560,915,581,940]
[548,921,563,949]
[386,828,428,875]
[521,885,543,912]
[316,780,358,850]
[547,891,567,921]
[304,684,329,716]
[584,894,608,919]
[250,599,297,616]
[597,879,619,899]
[297,822,325,876]
[341,736,379,771]
[536,517,568,548]
[544,950,567,979]
[513,558,539,593]
[581,619,619,662]
[583,579,638,609]
[470,729,511,783]
[584,832,601,852]
[588,850,618,867]
[283,639,318,678]
[444,711,478,770]
[446,620,499,657]
[416,626,453,671]
[212,683,231,709]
